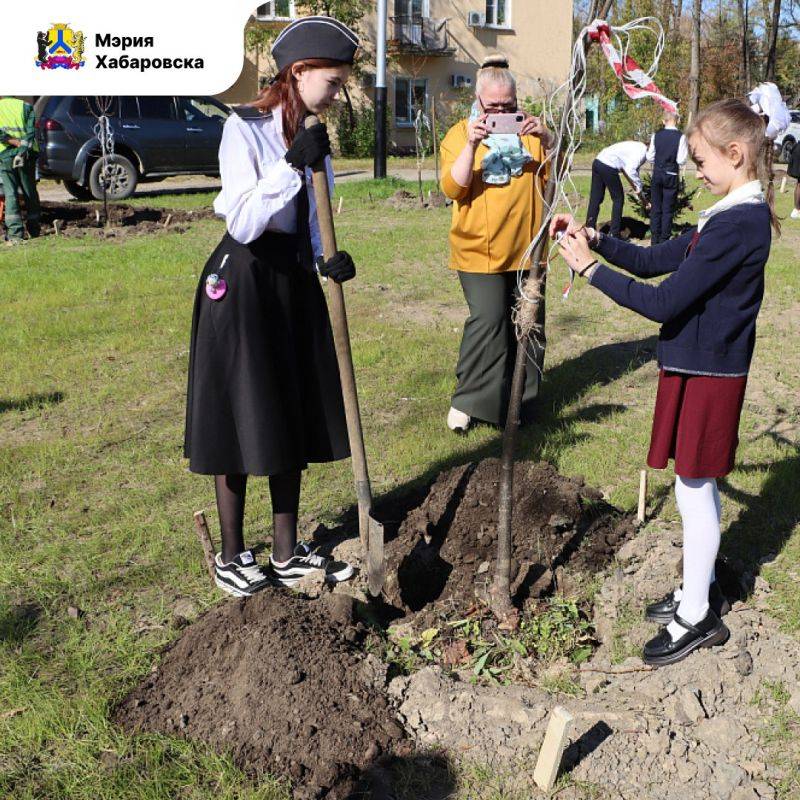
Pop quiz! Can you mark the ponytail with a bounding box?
[757,120,781,238]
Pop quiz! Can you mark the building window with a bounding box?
[394,77,427,127]
[394,0,429,18]
[485,0,510,27]
[256,1,295,20]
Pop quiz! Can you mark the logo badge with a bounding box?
[36,24,86,70]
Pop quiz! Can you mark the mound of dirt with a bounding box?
[382,459,635,623]
[36,201,215,238]
[114,590,406,799]
[385,189,423,209]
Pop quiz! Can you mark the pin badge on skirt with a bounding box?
[205,273,227,300]
[205,254,230,300]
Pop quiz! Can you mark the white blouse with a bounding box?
[595,140,648,193]
[212,105,334,258]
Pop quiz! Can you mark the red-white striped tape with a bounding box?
[587,20,678,115]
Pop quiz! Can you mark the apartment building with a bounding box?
[218,1,573,150]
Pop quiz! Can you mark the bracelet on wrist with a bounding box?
[577,259,598,278]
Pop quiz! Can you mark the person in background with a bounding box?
[439,55,553,434]
[788,138,800,220]
[0,96,40,245]
[646,110,689,243]
[585,139,648,238]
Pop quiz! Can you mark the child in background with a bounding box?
[788,139,800,219]
[552,98,777,666]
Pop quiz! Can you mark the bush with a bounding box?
[331,101,389,158]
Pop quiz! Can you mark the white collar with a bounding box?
[697,180,764,231]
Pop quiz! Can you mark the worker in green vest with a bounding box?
[0,96,41,245]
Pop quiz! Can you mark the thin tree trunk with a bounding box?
[689,0,702,117]
[737,0,751,93]
[765,0,781,81]
[489,0,614,627]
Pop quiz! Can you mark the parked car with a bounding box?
[34,96,230,200]
[774,109,800,163]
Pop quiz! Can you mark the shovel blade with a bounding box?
[367,515,385,597]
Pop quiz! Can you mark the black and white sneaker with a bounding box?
[268,542,355,587]
[214,550,275,597]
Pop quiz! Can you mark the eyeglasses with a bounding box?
[477,94,517,113]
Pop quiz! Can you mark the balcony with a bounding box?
[388,16,455,56]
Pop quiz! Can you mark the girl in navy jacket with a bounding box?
[552,99,779,666]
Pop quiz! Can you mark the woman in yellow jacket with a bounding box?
[440,56,552,432]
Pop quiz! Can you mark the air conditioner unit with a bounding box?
[451,74,473,89]
[467,11,485,27]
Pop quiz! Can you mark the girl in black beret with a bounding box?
[184,17,360,596]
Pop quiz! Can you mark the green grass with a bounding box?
[1,172,799,798]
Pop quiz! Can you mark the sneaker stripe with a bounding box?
[216,567,250,589]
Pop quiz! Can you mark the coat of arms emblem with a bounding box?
[36,24,86,70]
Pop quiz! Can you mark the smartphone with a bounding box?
[485,112,526,135]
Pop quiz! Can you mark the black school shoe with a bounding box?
[645,581,731,625]
[214,550,276,597]
[269,542,354,587]
[643,609,730,666]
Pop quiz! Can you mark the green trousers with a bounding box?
[451,270,545,426]
[0,152,41,241]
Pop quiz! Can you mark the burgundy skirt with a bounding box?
[647,369,748,478]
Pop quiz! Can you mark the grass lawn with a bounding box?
[1,173,798,799]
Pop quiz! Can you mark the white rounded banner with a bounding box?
[1,1,261,95]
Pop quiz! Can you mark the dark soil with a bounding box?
[114,460,634,796]
[382,459,636,624]
[114,589,407,800]
[35,201,215,238]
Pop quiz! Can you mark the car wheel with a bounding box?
[63,180,94,201]
[88,155,138,200]
[779,138,795,164]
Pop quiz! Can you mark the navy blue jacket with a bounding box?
[589,203,771,376]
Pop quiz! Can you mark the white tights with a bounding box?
[666,476,721,641]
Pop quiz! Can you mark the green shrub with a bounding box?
[331,101,389,158]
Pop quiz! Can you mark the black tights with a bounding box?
[214,471,302,564]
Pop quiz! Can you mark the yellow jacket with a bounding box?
[440,120,550,273]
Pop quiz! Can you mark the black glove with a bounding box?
[316,251,356,283]
[285,124,331,171]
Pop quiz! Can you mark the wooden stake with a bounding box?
[193,510,216,583]
[337,196,343,215]
[779,175,787,193]
[533,705,574,791]
[637,469,648,523]
[164,213,173,229]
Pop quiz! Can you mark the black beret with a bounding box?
[271,16,360,71]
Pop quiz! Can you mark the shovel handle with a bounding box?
[304,114,373,553]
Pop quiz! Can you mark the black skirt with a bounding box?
[788,140,800,180]
[184,230,350,475]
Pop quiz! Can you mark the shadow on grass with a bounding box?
[0,602,43,644]
[129,184,220,199]
[321,334,657,551]
[720,429,800,596]
[0,391,64,414]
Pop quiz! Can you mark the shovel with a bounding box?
[304,114,385,597]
